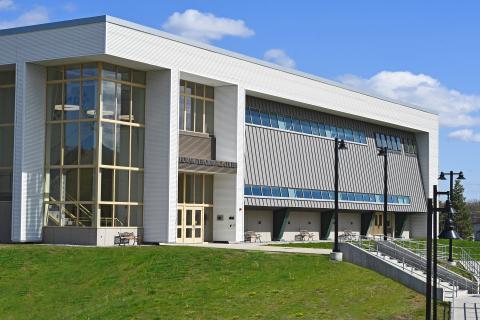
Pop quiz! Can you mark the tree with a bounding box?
[451,180,473,240]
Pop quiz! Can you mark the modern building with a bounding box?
[0,16,439,246]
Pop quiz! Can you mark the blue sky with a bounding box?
[1,0,480,199]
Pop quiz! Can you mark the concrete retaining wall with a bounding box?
[339,242,443,298]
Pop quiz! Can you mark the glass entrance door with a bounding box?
[176,207,203,243]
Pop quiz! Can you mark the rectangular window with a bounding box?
[261,186,272,197]
[251,109,261,125]
[252,185,262,196]
[301,120,312,134]
[280,188,289,197]
[179,80,214,134]
[277,115,286,130]
[271,187,281,197]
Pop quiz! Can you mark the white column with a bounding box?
[11,62,46,242]
[143,69,179,243]
[213,85,244,242]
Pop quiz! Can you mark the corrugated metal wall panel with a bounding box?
[11,63,46,242]
[144,69,178,243]
[244,96,427,213]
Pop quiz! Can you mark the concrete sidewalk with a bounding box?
[162,242,332,255]
[452,295,480,320]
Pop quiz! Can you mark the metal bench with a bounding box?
[244,231,262,243]
[114,232,141,246]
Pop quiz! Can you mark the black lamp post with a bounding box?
[438,170,465,263]
[426,189,459,320]
[378,147,388,241]
[333,137,347,254]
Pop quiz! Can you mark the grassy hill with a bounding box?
[0,245,425,319]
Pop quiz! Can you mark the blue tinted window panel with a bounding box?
[321,191,330,200]
[396,137,402,151]
[375,133,382,148]
[284,116,292,131]
[354,193,363,201]
[376,195,383,203]
[280,188,289,197]
[260,112,271,127]
[381,135,387,148]
[295,189,304,198]
[319,124,326,137]
[251,110,261,125]
[288,188,296,198]
[245,108,252,123]
[392,195,399,203]
[277,115,286,130]
[362,194,370,202]
[353,131,360,143]
[337,128,345,139]
[311,122,319,135]
[346,193,355,201]
[244,185,252,196]
[328,192,335,200]
[386,136,393,149]
[270,114,279,128]
[262,186,272,197]
[301,120,312,134]
[359,132,367,144]
[271,187,281,197]
[345,129,353,142]
[293,119,302,132]
[252,185,262,196]
[325,125,332,138]
[405,197,411,204]
[312,190,322,199]
[303,189,312,198]
[331,126,337,138]
[369,194,376,202]
[340,193,348,201]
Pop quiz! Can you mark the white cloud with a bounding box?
[0,0,14,11]
[339,71,480,128]
[0,6,49,29]
[263,49,296,69]
[448,129,480,143]
[162,9,254,43]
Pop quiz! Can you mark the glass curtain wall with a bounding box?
[0,70,15,203]
[179,80,214,134]
[44,63,146,228]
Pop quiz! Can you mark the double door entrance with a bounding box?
[371,212,395,237]
[177,206,204,243]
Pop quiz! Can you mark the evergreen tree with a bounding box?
[451,180,473,240]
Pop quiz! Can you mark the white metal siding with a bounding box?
[11,63,46,242]
[143,69,179,243]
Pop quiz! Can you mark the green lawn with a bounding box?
[0,245,426,320]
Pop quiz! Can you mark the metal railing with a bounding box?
[342,235,478,297]
[458,247,480,294]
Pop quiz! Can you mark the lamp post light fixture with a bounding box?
[426,191,455,320]
[378,147,388,241]
[438,170,465,264]
[331,137,347,261]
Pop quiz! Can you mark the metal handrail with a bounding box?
[343,235,478,295]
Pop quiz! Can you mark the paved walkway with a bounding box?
[453,295,480,320]
[163,242,332,255]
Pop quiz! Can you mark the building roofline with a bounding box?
[0,15,438,116]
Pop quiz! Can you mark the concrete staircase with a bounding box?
[339,236,478,303]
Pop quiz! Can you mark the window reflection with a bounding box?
[45,63,146,228]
